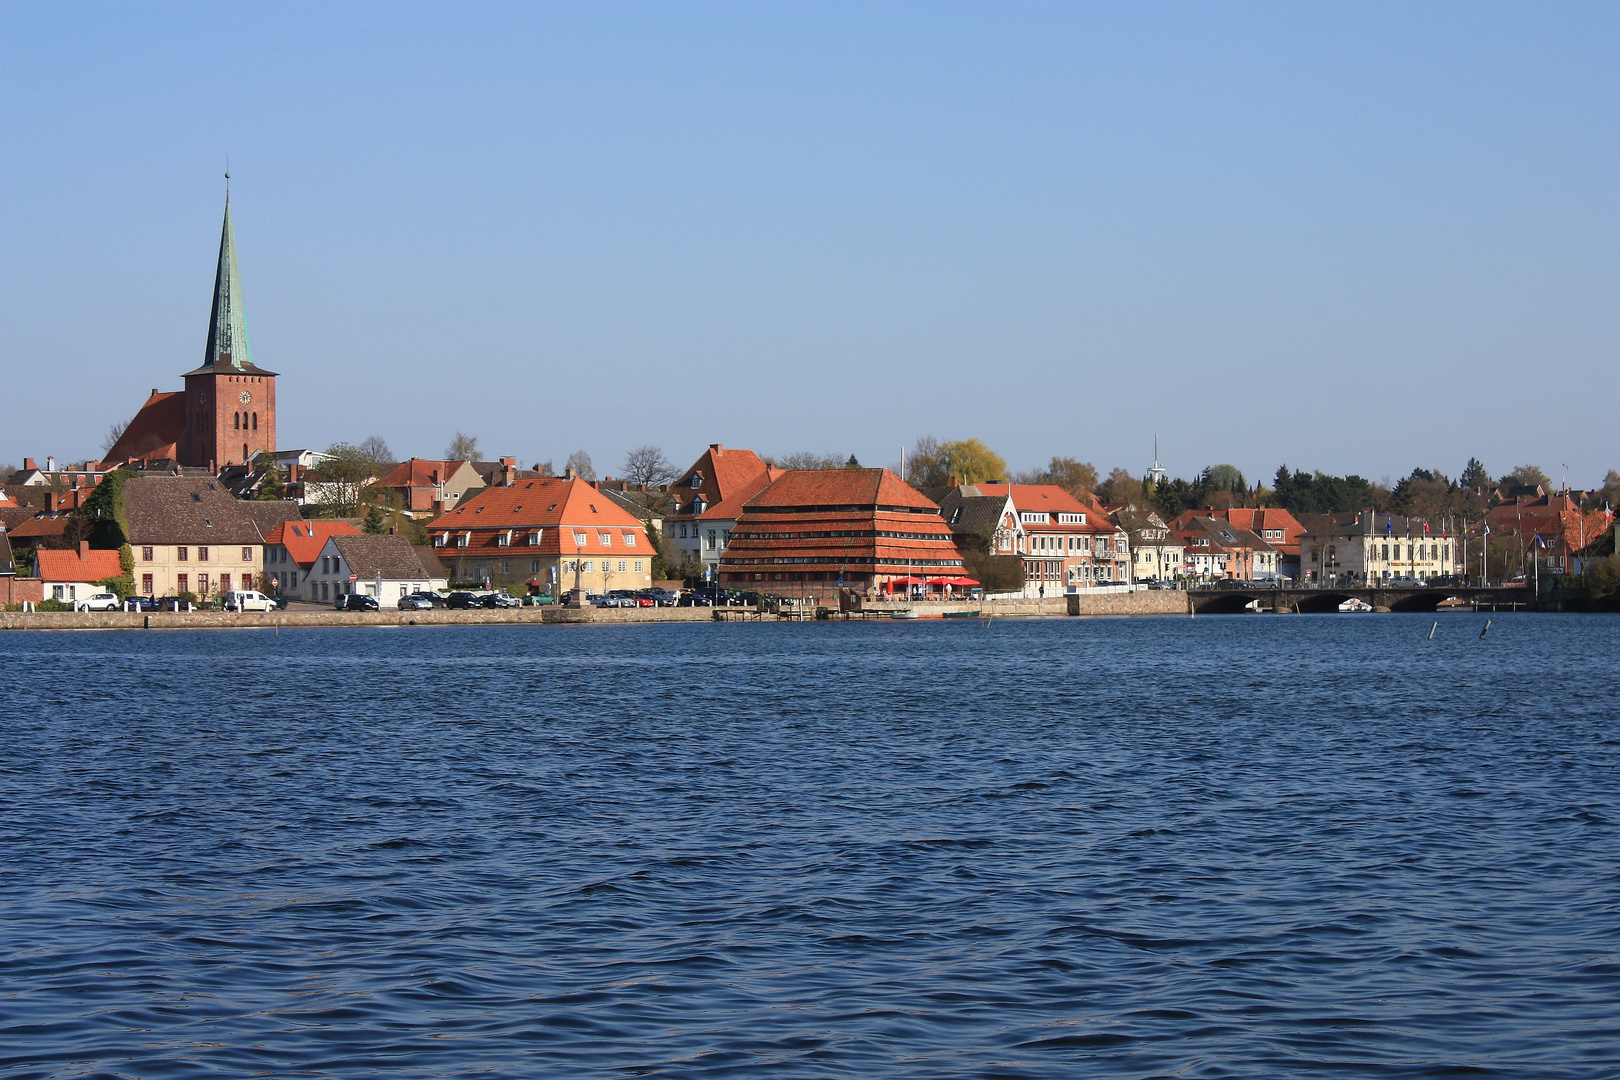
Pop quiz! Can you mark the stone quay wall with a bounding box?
[0,592,1188,632]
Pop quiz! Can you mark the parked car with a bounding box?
[74,592,121,612]
[339,593,381,611]
[444,591,481,609]
[482,591,521,608]
[398,593,434,610]
[645,588,679,606]
[677,591,713,607]
[125,595,161,611]
[222,590,276,612]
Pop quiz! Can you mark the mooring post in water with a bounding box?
[1480,619,1492,639]
[1428,620,1437,640]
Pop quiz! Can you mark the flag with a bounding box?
[1385,518,1392,535]
[1423,520,1431,534]
[1535,534,1546,549]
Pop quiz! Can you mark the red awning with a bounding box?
[928,576,980,587]
[887,575,929,585]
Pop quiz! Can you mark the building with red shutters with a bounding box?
[427,477,654,596]
[717,469,967,600]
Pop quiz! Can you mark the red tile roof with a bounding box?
[36,547,124,583]
[8,513,72,540]
[669,445,779,520]
[263,519,362,568]
[105,391,185,464]
[427,477,651,556]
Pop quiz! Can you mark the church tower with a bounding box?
[178,196,276,469]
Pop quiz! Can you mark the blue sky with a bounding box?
[3,2,1616,487]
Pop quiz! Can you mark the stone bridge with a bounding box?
[1188,585,1532,615]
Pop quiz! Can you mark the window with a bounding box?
[177,573,188,592]
[456,533,469,548]
[531,560,540,572]
[242,547,252,561]
[598,531,612,546]
[220,573,232,592]
[501,561,510,573]
[142,573,153,593]
[691,475,703,488]
[623,533,636,546]
[177,546,189,561]
[528,531,542,545]
[497,531,511,547]
[252,413,258,430]
[1020,512,1048,524]
[582,560,593,572]
[706,530,717,550]
[634,560,643,572]
[434,534,446,547]
[574,531,588,545]
[1058,513,1086,524]
[141,546,153,561]
[198,573,210,595]
[199,547,210,562]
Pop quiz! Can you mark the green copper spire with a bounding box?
[202,197,252,370]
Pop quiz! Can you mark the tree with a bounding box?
[1460,458,1490,490]
[565,450,596,481]
[357,435,393,467]
[622,445,676,487]
[1599,470,1620,509]
[646,521,678,581]
[100,420,128,456]
[1585,554,1620,603]
[845,454,861,468]
[257,458,286,501]
[1045,458,1099,500]
[904,436,949,488]
[1500,464,1549,491]
[69,469,133,549]
[362,505,386,534]
[1097,467,1145,507]
[535,460,555,477]
[771,451,848,470]
[1200,464,1246,494]
[313,442,378,517]
[940,439,1006,485]
[445,432,479,462]
[956,523,1025,593]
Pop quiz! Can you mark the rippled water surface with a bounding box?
[2,613,1619,1078]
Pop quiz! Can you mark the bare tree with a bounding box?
[770,451,848,470]
[535,460,555,477]
[357,435,393,467]
[565,450,596,481]
[101,420,129,456]
[622,445,675,487]
[445,432,479,462]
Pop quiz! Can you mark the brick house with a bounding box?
[1171,507,1305,580]
[718,469,967,600]
[428,477,654,596]
[376,458,487,516]
[1177,517,1280,581]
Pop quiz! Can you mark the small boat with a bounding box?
[942,610,981,619]
[891,609,920,620]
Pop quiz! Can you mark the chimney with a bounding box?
[47,456,56,472]
[79,540,90,558]
[500,457,516,468]
[288,463,300,483]
[24,458,36,471]
[566,466,577,480]
[949,475,961,488]
[710,444,722,454]
[151,388,159,398]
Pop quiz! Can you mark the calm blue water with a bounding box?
[2,613,1618,1079]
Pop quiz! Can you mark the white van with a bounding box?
[222,590,276,612]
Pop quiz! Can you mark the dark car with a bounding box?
[445,591,481,609]
[481,591,522,608]
[125,595,161,611]
[340,593,381,611]
[273,593,291,609]
[677,592,714,607]
[644,588,678,607]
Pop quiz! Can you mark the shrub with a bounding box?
[1584,554,1620,601]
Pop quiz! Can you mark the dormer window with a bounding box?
[690,475,703,489]
[528,530,542,545]
[433,534,447,547]
[497,530,511,547]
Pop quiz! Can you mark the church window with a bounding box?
[251,413,258,430]
[233,413,240,430]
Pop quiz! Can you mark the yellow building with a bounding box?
[123,475,300,599]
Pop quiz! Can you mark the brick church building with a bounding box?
[105,196,278,469]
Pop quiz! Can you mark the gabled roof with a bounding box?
[745,468,940,511]
[123,475,295,545]
[934,488,1013,538]
[670,444,780,519]
[8,512,72,540]
[328,534,445,581]
[36,546,123,583]
[264,519,362,567]
[378,458,479,489]
[105,390,185,464]
[969,483,1116,532]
